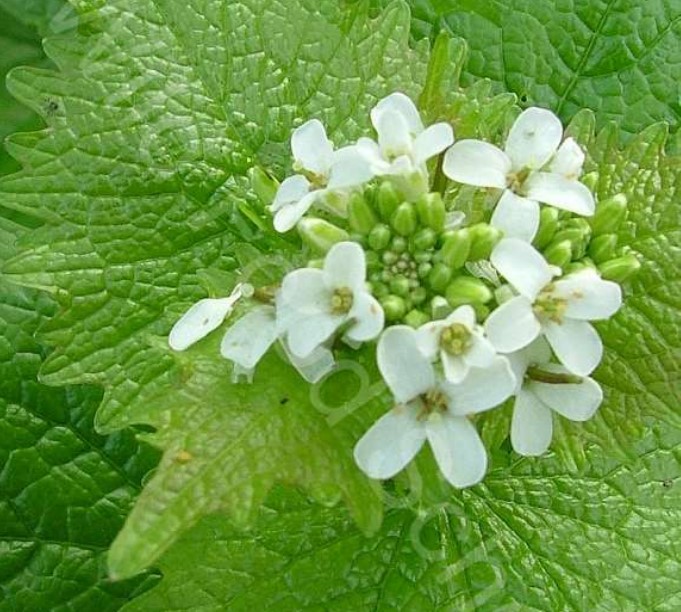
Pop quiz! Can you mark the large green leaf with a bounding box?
[0,0,428,433]
[122,423,681,611]
[374,0,681,142]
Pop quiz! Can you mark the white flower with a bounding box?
[484,238,622,376]
[507,339,603,456]
[271,119,372,232]
[356,92,454,198]
[415,305,496,383]
[168,283,246,351]
[354,326,516,488]
[277,241,384,358]
[220,304,335,383]
[442,107,594,242]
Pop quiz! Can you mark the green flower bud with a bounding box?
[307,258,324,269]
[431,296,452,320]
[588,234,618,264]
[468,223,503,260]
[382,295,407,321]
[563,260,596,275]
[414,251,433,264]
[348,192,378,235]
[391,202,418,236]
[377,181,401,221]
[391,236,408,253]
[553,219,591,259]
[365,249,381,270]
[410,287,428,305]
[581,171,599,191]
[473,303,489,321]
[405,309,431,328]
[368,223,392,251]
[428,262,453,293]
[591,194,627,236]
[371,281,390,299]
[412,227,438,251]
[390,275,411,297]
[445,276,493,308]
[248,166,279,206]
[599,253,641,283]
[298,218,349,254]
[417,262,433,279]
[440,229,471,269]
[533,207,560,249]
[382,250,399,265]
[543,239,572,268]
[415,192,446,232]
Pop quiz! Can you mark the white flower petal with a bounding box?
[442,352,469,384]
[356,137,391,174]
[465,333,496,368]
[271,175,310,212]
[505,107,563,170]
[291,119,334,175]
[169,292,241,351]
[354,404,427,480]
[444,355,516,415]
[426,414,487,488]
[442,140,511,188]
[377,326,435,403]
[323,241,366,290]
[553,269,622,320]
[511,389,553,456]
[550,138,585,179]
[287,312,343,358]
[285,342,336,383]
[490,190,540,242]
[505,337,553,392]
[371,92,424,134]
[273,190,318,232]
[543,319,603,376]
[412,122,454,166]
[280,268,328,313]
[415,320,446,361]
[345,292,385,343]
[447,304,476,329]
[220,306,278,369]
[491,238,554,299]
[327,145,375,190]
[484,296,541,353]
[375,109,412,159]
[524,172,595,216]
[531,370,603,421]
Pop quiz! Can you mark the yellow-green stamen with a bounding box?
[331,287,354,314]
[440,323,472,356]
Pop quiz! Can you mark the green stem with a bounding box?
[526,366,583,385]
[431,151,448,197]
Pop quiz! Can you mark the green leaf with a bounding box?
[122,423,681,611]
[0,0,71,37]
[0,0,428,433]
[375,0,681,142]
[0,273,161,608]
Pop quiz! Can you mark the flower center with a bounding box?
[533,287,568,323]
[507,167,531,193]
[440,323,472,356]
[417,389,448,419]
[293,163,328,190]
[331,287,354,314]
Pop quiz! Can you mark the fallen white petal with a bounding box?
[490,190,540,243]
[491,238,554,300]
[484,296,541,353]
[220,305,278,369]
[354,404,427,480]
[543,319,603,376]
[511,389,553,456]
[426,414,487,488]
[505,107,562,170]
[291,119,334,176]
[377,326,435,403]
[442,140,511,188]
[524,172,595,216]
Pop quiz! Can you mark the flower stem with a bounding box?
[526,366,583,385]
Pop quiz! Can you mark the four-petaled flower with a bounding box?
[485,238,622,375]
[415,305,497,384]
[271,119,372,232]
[507,339,603,456]
[278,241,385,358]
[356,92,454,200]
[442,107,594,242]
[354,326,516,488]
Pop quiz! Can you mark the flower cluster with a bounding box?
[169,92,640,489]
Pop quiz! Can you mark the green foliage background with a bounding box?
[0,0,679,610]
